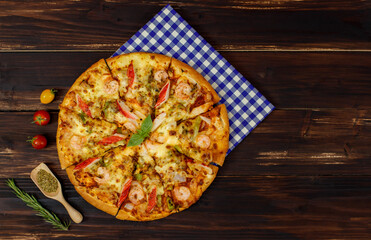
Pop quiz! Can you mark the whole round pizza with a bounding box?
[57,52,229,221]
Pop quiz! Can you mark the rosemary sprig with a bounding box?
[6,179,70,231]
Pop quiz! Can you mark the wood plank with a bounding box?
[1,176,371,239]
[0,52,108,111]
[0,1,370,51]
[1,52,370,110]
[226,109,371,176]
[0,109,369,177]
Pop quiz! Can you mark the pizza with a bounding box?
[57,52,229,221]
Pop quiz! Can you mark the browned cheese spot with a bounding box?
[185,121,192,127]
[169,130,176,136]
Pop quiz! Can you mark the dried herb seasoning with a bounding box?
[36,169,58,193]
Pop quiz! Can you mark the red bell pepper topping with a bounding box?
[155,81,170,108]
[146,186,157,213]
[76,95,92,117]
[74,157,101,171]
[117,177,133,207]
[116,100,138,120]
[127,61,135,88]
[97,134,125,145]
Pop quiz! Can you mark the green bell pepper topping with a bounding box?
[134,173,142,181]
[79,111,87,124]
[167,197,175,211]
[174,145,182,153]
[103,101,110,117]
[192,116,202,141]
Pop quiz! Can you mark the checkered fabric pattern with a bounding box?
[112,4,274,154]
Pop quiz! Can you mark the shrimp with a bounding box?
[175,82,192,100]
[94,167,110,184]
[124,120,138,132]
[195,134,211,149]
[154,70,168,82]
[129,186,145,205]
[145,140,161,152]
[150,132,165,143]
[104,78,119,95]
[70,135,86,150]
[173,186,191,202]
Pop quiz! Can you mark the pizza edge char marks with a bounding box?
[57,52,229,221]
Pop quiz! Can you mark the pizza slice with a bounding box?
[138,141,219,217]
[60,59,120,121]
[153,57,220,123]
[115,144,167,221]
[105,52,172,121]
[115,166,165,221]
[149,104,229,167]
[173,104,229,166]
[169,159,219,212]
[66,146,136,216]
[57,107,131,169]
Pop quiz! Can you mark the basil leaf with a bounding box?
[127,114,153,147]
[140,115,153,137]
[127,134,144,147]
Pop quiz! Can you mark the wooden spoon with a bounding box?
[30,163,83,223]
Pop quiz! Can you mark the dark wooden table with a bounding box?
[1,1,370,239]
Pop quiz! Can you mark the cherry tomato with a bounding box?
[40,89,57,104]
[27,135,47,149]
[32,110,50,126]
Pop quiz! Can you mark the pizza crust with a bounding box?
[116,208,174,221]
[59,59,108,108]
[65,166,79,186]
[170,57,220,104]
[202,165,219,193]
[106,52,172,68]
[56,108,66,169]
[74,186,119,217]
[66,166,120,216]
[212,104,230,166]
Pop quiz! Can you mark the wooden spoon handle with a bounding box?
[58,197,83,223]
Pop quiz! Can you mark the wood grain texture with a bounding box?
[0,109,369,177]
[1,176,371,239]
[0,1,370,51]
[1,1,371,238]
[1,52,371,111]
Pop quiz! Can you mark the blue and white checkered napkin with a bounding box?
[113,4,274,154]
